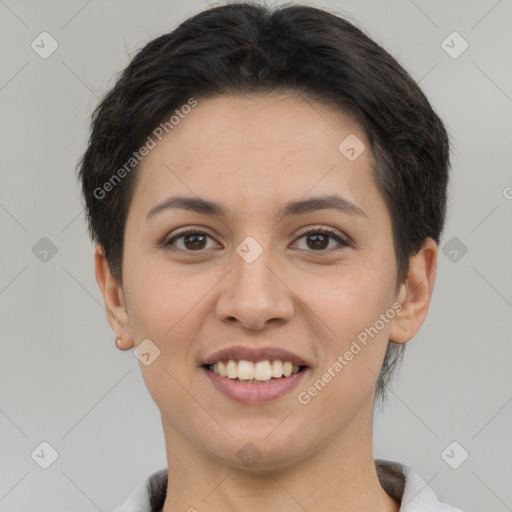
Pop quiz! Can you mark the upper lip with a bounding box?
[202,345,311,367]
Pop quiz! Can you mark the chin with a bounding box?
[201,423,311,471]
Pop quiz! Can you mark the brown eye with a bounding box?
[163,227,349,254]
[294,228,349,252]
[182,232,207,250]
[164,229,215,251]
[306,232,329,250]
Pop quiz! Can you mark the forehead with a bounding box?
[159,92,367,164]
[131,93,384,222]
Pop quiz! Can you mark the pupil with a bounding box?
[307,233,328,250]
[185,233,206,250]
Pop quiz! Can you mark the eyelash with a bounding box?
[163,226,349,253]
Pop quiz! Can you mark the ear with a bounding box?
[94,244,134,350]
[389,238,438,344]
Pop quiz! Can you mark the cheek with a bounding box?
[292,281,392,444]
[295,278,393,423]
[297,256,396,390]
[123,251,204,341]
[302,259,395,335]
[121,259,209,414]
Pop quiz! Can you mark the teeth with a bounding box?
[271,360,283,377]
[210,359,301,382]
[226,359,237,379]
[254,361,273,381]
[237,360,254,380]
[283,361,293,377]
[217,361,227,377]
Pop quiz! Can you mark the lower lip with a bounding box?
[202,367,309,405]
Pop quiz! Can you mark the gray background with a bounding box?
[1,0,511,510]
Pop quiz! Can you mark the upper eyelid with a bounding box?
[164,225,350,248]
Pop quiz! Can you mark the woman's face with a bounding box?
[108,93,413,469]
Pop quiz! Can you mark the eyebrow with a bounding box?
[146,193,367,221]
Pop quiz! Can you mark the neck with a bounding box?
[160,414,399,512]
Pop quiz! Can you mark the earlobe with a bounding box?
[389,238,438,344]
[94,244,135,350]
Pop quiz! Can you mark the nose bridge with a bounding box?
[214,234,294,329]
[235,236,276,294]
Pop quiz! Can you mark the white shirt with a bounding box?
[113,459,465,512]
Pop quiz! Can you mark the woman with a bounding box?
[78,3,463,511]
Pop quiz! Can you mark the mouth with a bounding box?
[202,359,307,383]
[200,346,311,404]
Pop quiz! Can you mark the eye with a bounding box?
[163,226,350,253]
[293,227,349,252]
[163,227,218,252]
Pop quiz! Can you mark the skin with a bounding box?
[95,93,437,512]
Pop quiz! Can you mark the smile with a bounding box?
[202,360,309,404]
[207,359,303,382]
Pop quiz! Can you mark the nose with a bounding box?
[214,242,295,330]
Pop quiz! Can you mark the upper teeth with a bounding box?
[210,359,300,381]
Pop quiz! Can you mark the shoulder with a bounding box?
[375,459,466,512]
[112,468,167,512]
